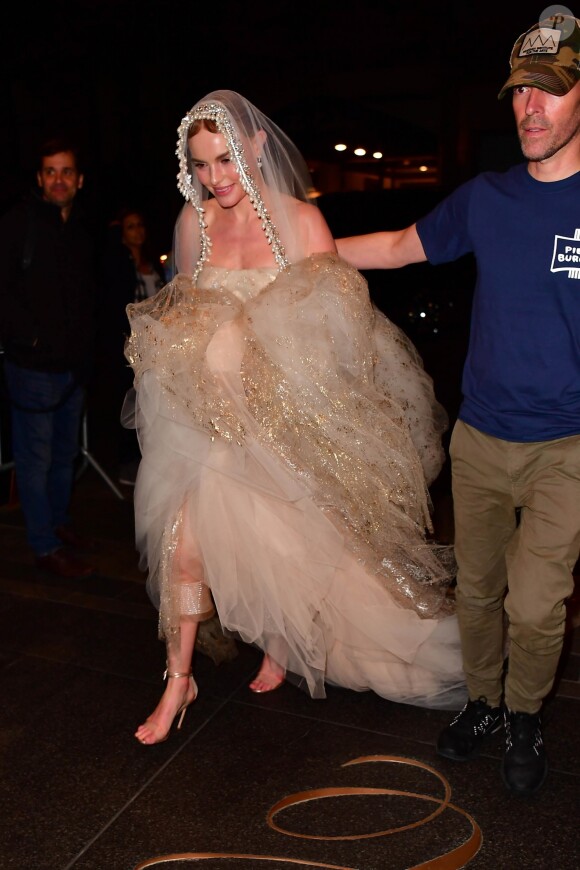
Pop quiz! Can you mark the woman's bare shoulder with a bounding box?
[294,199,336,255]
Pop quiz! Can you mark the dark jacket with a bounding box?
[0,191,97,376]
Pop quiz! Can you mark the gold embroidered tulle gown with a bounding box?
[124,253,466,709]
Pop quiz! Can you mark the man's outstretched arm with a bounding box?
[336,224,427,270]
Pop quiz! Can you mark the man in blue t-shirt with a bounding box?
[337,12,580,797]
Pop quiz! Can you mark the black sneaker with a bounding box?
[501,709,547,797]
[437,697,502,761]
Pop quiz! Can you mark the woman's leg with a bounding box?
[135,620,199,744]
[136,506,214,743]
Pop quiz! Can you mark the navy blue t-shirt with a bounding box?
[416,163,580,442]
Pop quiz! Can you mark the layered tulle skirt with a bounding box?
[124,254,466,709]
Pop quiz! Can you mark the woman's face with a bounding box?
[188,128,246,209]
[122,213,146,247]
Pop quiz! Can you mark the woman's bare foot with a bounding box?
[135,675,197,745]
[249,654,285,693]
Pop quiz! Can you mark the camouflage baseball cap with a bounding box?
[498,13,580,99]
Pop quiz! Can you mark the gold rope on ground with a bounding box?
[268,755,452,839]
[135,855,354,868]
[135,755,481,869]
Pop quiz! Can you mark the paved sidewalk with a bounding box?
[0,455,578,870]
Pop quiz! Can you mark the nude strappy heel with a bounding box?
[163,668,198,731]
[135,669,198,745]
[249,654,285,694]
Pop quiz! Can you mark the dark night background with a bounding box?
[0,0,550,423]
[0,1,538,237]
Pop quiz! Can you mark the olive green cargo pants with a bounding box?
[450,420,580,714]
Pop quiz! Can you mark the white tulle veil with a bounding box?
[174,89,315,277]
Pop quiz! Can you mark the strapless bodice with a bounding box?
[197,265,277,303]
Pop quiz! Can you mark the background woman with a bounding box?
[100,208,166,485]
[124,90,464,745]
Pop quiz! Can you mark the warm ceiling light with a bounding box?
[334,143,347,151]
[419,165,428,172]
[354,147,366,156]
[372,151,383,159]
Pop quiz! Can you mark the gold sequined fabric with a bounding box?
[124,254,465,707]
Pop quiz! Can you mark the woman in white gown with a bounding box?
[124,90,465,744]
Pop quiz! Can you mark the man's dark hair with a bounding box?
[37,137,83,172]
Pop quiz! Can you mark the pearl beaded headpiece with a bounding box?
[176,100,289,280]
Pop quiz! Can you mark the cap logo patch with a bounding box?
[519,26,562,56]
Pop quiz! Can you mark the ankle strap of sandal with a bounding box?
[163,668,192,680]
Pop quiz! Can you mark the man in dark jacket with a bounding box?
[0,138,97,577]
